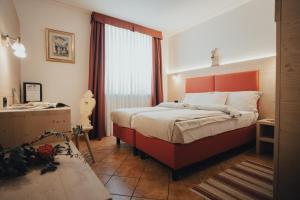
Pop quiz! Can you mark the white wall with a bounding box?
[14,0,90,125]
[0,0,21,109]
[168,0,276,72]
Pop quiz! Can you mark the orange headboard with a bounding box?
[215,71,259,91]
[185,76,214,93]
[185,71,259,93]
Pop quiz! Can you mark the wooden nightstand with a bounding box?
[256,119,275,154]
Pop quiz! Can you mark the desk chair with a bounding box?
[74,90,96,163]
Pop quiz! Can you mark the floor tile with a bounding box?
[133,178,168,200]
[141,159,170,181]
[106,176,139,196]
[170,173,201,186]
[80,136,273,200]
[102,152,128,164]
[168,183,203,200]
[91,160,122,175]
[114,158,145,178]
[111,194,131,200]
[115,147,132,155]
[126,154,142,162]
[96,174,111,185]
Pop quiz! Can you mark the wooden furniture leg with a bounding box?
[140,151,149,160]
[84,131,95,163]
[171,169,182,181]
[256,123,260,154]
[75,134,80,150]
[133,147,139,156]
[116,137,120,146]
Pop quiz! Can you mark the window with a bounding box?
[105,24,153,135]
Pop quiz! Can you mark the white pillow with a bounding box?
[183,92,228,106]
[225,91,261,112]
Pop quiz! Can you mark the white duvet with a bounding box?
[111,103,257,144]
[131,104,246,143]
[110,103,188,128]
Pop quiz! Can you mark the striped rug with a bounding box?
[191,160,273,200]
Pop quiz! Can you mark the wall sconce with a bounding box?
[1,34,27,58]
[172,73,181,81]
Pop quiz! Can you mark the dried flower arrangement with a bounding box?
[0,126,83,179]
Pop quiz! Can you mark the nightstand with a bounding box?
[256,119,275,154]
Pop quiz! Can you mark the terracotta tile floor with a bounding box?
[78,136,273,200]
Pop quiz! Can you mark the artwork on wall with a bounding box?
[23,82,42,103]
[45,28,75,63]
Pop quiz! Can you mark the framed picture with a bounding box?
[45,28,75,63]
[23,82,42,103]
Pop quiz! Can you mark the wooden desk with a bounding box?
[0,107,71,148]
[0,142,111,200]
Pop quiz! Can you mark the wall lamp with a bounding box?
[172,73,181,81]
[1,34,27,58]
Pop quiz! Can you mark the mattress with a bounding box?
[134,111,258,144]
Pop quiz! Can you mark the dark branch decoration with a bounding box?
[0,126,84,179]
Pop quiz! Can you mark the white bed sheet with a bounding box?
[140,111,258,144]
[111,102,189,128]
[111,107,169,128]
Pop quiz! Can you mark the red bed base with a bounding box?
[135,125,256,170]
[113,123,135,146]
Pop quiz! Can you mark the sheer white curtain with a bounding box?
[105,24,153,136]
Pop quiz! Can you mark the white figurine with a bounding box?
[211,48,220,67]
[79,90,96,129]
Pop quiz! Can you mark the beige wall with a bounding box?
[161,38,169,102]
[168,0,275,72]
[0,0,21,109]
[165,0,276,119]
[14,0,90,125]
[168,56,276,119]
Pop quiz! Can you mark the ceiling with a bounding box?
[54,0,251,37]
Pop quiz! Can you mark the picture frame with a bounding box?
[23,82,42,103]
[45,28,75,63]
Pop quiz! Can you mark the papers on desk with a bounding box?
[7,102,68,110]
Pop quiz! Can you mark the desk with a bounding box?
[0,142,111,200]
[0,107,71,148]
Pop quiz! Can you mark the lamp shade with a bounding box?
[13,49,26,58]
[11,41,26,58]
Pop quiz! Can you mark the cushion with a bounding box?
[225,91,261,112]
[183,92,228,106]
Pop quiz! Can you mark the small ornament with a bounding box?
[37,144,54,161]
[211,48,220,67]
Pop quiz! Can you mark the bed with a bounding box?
[133,71,260,180]
[132,109,258,144]
[112,107,165,149]
[111,104,183,152]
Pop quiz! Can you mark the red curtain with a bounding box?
[151,38,164,106]
[88,12,163,138]
[91,12,162,39]
[88,14,106,139]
